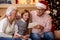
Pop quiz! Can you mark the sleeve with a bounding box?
[0,33,12,37]
[30,11,34,16]
[44,16,52,32]
[14,25,18,33]
[0,21,5,32]
[0,20,12,37]
[14,25,22,37]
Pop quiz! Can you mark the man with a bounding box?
[30,2,54,40]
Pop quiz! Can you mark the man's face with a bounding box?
[37,8,45,16]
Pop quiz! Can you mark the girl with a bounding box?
[15,10,31,40]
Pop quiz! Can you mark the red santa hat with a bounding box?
[36,1,48,10]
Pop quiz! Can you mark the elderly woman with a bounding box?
[0,6,21,40]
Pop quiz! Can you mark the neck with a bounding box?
[7,17,13,24]
[21,18,26,22]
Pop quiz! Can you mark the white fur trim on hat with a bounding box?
[6,6,17,16]
[36,2,46,9]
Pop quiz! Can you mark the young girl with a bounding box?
[15,10,31,40]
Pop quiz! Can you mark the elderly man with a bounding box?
[30,2,54,40]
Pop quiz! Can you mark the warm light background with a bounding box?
[18,0,38,4]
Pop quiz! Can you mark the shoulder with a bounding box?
[17,19,22,24]
[0,18,8,24]
[16,19,24,25]
[45,14,52,21]
[30,10,37,17]
[30,10,37,14]
[0,18,8,29]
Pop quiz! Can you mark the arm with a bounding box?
[14,25,23,38]
[14,25,28,38]
[0,20,12,37]
[44,16,52,32]
[29,11,33,23]
[0,33,12,37]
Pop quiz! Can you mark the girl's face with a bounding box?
[22,12,29,21]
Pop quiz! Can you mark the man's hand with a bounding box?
[22,35,29,39]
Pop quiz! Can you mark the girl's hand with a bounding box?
[13,35,19,38]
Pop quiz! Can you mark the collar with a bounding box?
[21,18,26,22]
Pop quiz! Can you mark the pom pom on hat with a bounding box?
[6,6,17,16]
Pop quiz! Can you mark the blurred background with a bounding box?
[0,0,60,40]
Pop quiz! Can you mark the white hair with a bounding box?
[6,6,17,16]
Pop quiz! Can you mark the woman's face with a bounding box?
[10,10,17,21]
[22,12,29,21]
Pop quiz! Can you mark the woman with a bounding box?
[0,6,21,40]
[15,10,31,40]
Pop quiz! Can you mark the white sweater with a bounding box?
[0,18,18,38]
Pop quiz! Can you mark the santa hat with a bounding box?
[6,6,17,16]
[36,1,48,10]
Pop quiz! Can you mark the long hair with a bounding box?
[21,10,30,24]
[21,10,31,34]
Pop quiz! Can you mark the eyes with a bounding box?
[23,13,29,17]
[38,9,44,11]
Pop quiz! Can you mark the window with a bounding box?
[0,0,11,4]
[16,0,38,4]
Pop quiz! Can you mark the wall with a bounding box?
[0,4,36,18]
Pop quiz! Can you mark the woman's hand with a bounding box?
[13,35,19,38]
